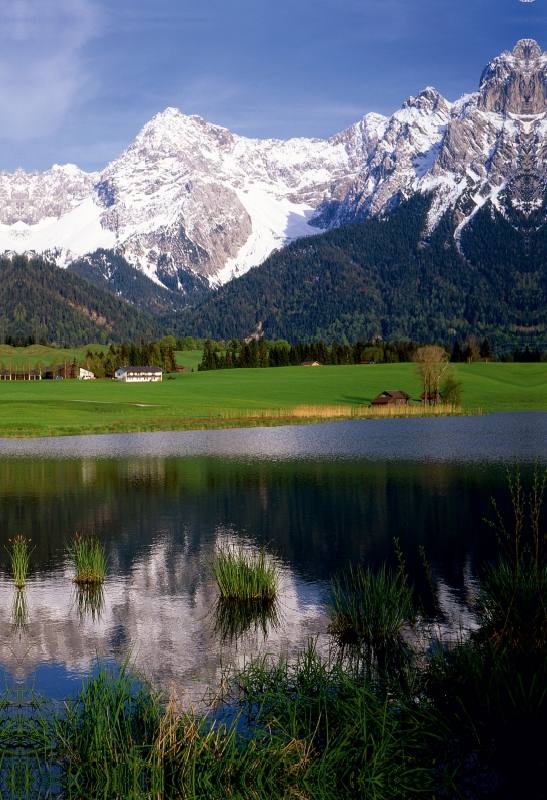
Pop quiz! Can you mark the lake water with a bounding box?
[0,412,545,702]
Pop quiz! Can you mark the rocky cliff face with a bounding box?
[0,39,546,296]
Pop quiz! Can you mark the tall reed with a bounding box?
[5,536,33,588]
[67,533,106,585]
[212,545,279,602]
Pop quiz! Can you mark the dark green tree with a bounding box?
[479,339,493,360]
[451,341,463,362]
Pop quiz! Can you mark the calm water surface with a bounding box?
[0,413,545,701]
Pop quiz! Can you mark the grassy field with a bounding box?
[0,362,545,437]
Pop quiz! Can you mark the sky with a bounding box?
[0,0,545,173]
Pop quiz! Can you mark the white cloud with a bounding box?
[0,0,101,141]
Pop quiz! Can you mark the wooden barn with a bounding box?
[371,390,410,406]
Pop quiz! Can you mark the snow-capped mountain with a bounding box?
[1,39,545,293]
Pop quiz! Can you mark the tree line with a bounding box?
[199,338,425,371]
[199,335,547,372]
[80,341,177,378]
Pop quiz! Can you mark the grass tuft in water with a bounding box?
[67,533,106,585]
[5,536,34,589]
[211,545,279,602]
[328,563,412,653]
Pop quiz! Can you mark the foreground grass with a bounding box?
[0,363,545,437]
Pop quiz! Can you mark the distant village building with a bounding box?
[78,367,95,380]
[371,390,410,406]
[45,364,78,380]
[0,367,42,380]
[300,361,321,367]
[115,366,164,382]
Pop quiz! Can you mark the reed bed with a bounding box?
[5,536,33,588]
[212,546,280,602]
[217,402,465,420]
[67,533,106,585]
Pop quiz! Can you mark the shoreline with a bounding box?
[0,404,479,438]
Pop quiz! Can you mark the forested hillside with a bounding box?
[0,255,163,346]
[68,249,209,315]
[164,195,547,352]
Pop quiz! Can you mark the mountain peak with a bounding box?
[512,38,543,62]
[479,38,547,113]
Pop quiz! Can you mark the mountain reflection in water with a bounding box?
[0,414,544,700]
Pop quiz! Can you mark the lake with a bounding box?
[0,412,545,702]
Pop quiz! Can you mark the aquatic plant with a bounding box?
[67,533,106,585]
[5,536,33,589]
[211,545,280,602]
[328,563,411,653]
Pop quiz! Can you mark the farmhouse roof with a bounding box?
[117,366,164,374]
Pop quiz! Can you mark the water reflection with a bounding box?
[213,597,282,644]
[0,414,542,700]
[11,589,29,634]
[73,584,105,625]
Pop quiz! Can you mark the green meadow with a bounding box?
[0,361,545,437]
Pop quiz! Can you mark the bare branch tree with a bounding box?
[414,345,449,404]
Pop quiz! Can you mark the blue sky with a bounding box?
[0,0,544,173]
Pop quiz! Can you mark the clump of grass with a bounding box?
[212,545,279,602]
[5,536,34,588]
[67,533,106,585]
[328,563,412,653]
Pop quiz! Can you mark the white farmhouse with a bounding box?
[115,366,164,382]
[78,367,95,380]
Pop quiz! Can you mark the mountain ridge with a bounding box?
[2,39,547,305]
